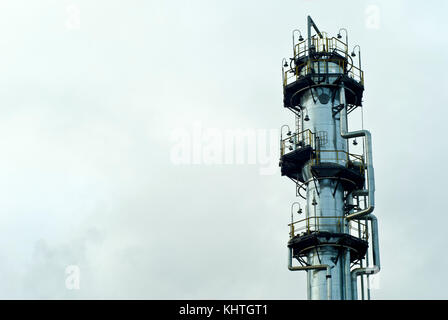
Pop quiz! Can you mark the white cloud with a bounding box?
[0,0,446,299]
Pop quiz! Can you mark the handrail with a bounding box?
[310,149,365,173]
[283,58,352,87]
[294,36,348,58]
[285,35,364,87]
[280,129,314,157]
[280,134,365,175]
[349,64,364,84]
[288,215,367,240]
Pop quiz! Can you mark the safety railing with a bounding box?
[349,64,364,84]
[298,58,346,76]
[294,35,348,61]
[281,134,365,172]
[283,58,348,87]
[285,34,364,87]
[288,215,368,240]
[311,150,365,173]
[283,67,298,87]
[280,129,314,157]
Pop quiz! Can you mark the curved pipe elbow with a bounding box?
[351,265,380,280]
[350,214,381,299]
[339,85,375,221]
[346,204,374,220]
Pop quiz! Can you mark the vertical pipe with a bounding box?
[365,216,371,300]
[307,270,311,299]
[370,215,380,268]
[301,108,304,143]
[350,214,380,299]
[339,84,375,220]
[358,220,365,300]
[307,16,312,57]
[344,248,352,300]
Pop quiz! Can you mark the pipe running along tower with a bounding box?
[280,16,380,300]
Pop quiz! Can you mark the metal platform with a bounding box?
[283,74,364,109]
[280,145,314,182]
[288,231,368,263]
[311,162,365,191]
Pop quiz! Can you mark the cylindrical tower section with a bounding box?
[301,86,347,300]
[281,16,378,300]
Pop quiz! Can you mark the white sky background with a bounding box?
[0,0,446,299]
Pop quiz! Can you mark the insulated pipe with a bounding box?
[307,15,323,54]
[350,214,380,300]
[288,248,332,300]
[339,84,375,220]
[344,248,352,300]
[368,214,380,269]
[351,267,379,300]
[343,195,353,300]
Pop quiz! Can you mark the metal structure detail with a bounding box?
[280,16,380,300]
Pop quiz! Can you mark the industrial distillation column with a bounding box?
[279,16,380,300]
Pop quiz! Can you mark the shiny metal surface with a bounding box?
[298,86,348,300]
[351,214,380,299]
[282,17,379,300]
[339,85,375,221]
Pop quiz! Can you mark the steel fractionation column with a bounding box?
[279,16,380,300]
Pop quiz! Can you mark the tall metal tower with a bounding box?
[280,16,380,300]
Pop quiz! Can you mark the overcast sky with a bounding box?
[0,0,447,299]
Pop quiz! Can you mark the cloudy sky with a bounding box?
[0,0,446,299]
